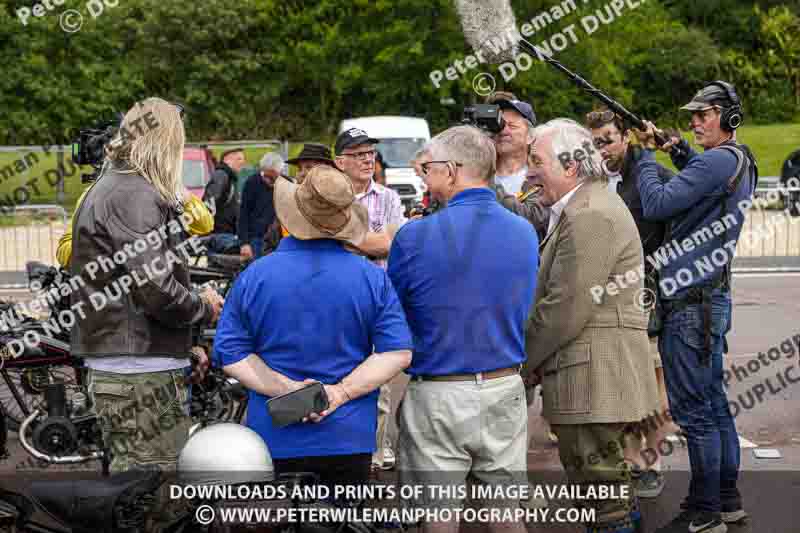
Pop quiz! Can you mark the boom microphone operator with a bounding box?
[454,0,686,158]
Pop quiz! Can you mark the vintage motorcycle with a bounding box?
[0,258,247,473]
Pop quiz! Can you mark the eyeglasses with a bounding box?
[339,149,376,161]
[586,110,617,125]
[420,161,462,175]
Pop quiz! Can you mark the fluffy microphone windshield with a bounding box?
[454,0,521,64]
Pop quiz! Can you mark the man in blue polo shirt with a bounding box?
[214,165,412,486]
[388,125,539,533]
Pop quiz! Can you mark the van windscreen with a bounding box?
[375,138,426,168]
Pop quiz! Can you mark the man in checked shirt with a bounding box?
[335,127,407,469]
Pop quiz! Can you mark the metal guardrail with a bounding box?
[0,140,292,159]
[10,204,68,226]
[186,140,290,160]
[1,146,799,275]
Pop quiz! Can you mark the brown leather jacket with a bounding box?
[70,168,212,358]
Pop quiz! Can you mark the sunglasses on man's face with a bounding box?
[586,110,618,125]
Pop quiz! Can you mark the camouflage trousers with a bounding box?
[88,368,194,531]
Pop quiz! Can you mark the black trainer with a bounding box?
[720,503,748,525]
[655,511,727,533]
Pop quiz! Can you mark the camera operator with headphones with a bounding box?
[635,81,757,533]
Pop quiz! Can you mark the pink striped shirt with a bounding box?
[355,180,406,269]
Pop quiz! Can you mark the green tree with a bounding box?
[757,5,800,108]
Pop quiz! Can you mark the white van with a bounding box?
[338,116,430,209]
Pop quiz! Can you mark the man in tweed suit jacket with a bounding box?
[523,119,659,533]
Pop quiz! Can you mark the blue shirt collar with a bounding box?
[276,236,345,252]
[447,187,495,207]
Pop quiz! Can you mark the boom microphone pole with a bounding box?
[454,0,685,158]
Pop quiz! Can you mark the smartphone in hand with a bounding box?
[266,382,329,428]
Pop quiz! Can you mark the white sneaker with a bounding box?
[380,447,396,470]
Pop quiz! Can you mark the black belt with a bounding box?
[661,275,730,316]
[661,291,703,315]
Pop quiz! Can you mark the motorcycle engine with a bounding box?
[29,382,101,457]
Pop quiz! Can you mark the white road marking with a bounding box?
[739,436,758,449]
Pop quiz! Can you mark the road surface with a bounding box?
[1,274,799,531]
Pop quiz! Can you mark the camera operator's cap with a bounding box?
[495,99,537,126]
[286,143,335,165]
[681,85,729,111]
[274,165,368,246]
[335,128,379,155]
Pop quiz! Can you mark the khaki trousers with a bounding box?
[552,423,634,527]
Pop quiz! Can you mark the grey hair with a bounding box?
[259,151,284,172]
[411,145,431,164]
[525,120,536,144]
[426,125,496,181]
[532,118,605,182]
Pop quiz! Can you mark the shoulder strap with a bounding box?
[714,141,758,287]
[715,145,747,195]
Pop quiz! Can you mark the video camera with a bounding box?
[462,104,505,135]
[72,113,123,183]
[408,199,442,218]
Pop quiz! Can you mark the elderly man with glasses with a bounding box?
[334,127,407,471]
[389,125,539,533]
[335,128,407,266]
[523,118,660,533]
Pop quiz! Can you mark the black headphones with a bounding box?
[706,80,743,132]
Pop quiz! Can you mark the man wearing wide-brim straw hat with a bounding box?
[215,163,413,488]
[274,164,369,245]
[264,160,360,255]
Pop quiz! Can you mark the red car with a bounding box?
[182,146,216,198]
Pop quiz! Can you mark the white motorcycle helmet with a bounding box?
[178,423,275,485]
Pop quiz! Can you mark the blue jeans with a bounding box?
[659,288,741,514]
